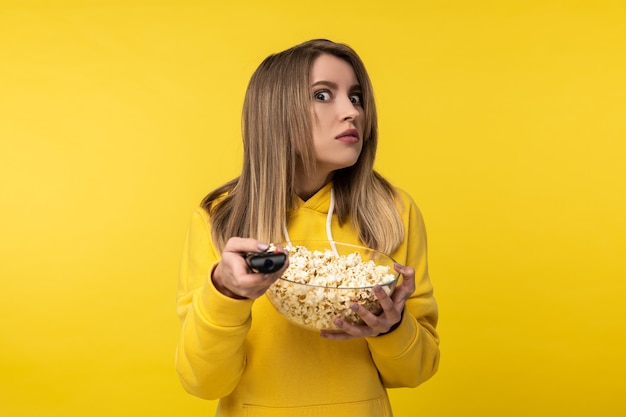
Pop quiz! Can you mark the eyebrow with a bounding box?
[311,80,361,91]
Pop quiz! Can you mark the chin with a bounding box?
[329,161,359,173]
[317,152,362,174]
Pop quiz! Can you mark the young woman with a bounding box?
[176,39,439,417]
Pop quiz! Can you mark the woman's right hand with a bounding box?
[211,237,288,300]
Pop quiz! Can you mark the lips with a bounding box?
[335,129,360,143]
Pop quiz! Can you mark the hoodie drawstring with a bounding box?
[282,188,337,254]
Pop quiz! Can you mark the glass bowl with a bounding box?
[266,240,400,331]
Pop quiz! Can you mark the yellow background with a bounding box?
[1,0,625,415]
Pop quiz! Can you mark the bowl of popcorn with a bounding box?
[266,241,400,331]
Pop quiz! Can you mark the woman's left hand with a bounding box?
[320,263,416,340]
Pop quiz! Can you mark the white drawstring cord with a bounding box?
[326,188,337,255]
[283,187,337,255]
[282,223,292,250]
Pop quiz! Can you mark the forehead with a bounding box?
[310,54,359,86]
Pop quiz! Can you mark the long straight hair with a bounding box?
[202,39,404,254]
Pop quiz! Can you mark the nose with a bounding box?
[340,96,360,121]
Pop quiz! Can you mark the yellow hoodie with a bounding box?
[176,183,439,417]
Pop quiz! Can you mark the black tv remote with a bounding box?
[245,251,287,274]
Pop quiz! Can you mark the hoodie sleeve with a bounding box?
[175,207,254,400]
[365,192,440,388]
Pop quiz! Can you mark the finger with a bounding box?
[390,266,416,304]
[373,285,396,312]
[396,264,416,291]
[320,330,359,341]
[329,316,375,338]
[346,304,392,335]
[357,285,404,329]
[243,271,281,291]
[389,282,413,307]
[224,237,270,254]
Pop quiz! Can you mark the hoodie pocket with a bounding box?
[242,396,391,417]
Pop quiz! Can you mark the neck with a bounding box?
[295,171,332,201]
[295,162,333,201]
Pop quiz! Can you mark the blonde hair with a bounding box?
[202,39,404,254]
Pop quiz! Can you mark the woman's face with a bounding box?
[308,53,364,176]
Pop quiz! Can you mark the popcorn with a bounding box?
[266,245,397,330]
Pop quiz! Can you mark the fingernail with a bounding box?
[374,285,383,293]
[394,263,404,271]
[334,319,343,327]
[257,242,270,251]
[350,304,359,312]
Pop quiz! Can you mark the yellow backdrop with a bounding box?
[1,1,625,416]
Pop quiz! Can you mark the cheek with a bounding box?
[310,111,329,140]
[312,104,335,124]
[357,109,365,127]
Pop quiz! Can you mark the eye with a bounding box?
[314,90,331,101]
[349,93,362,105]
